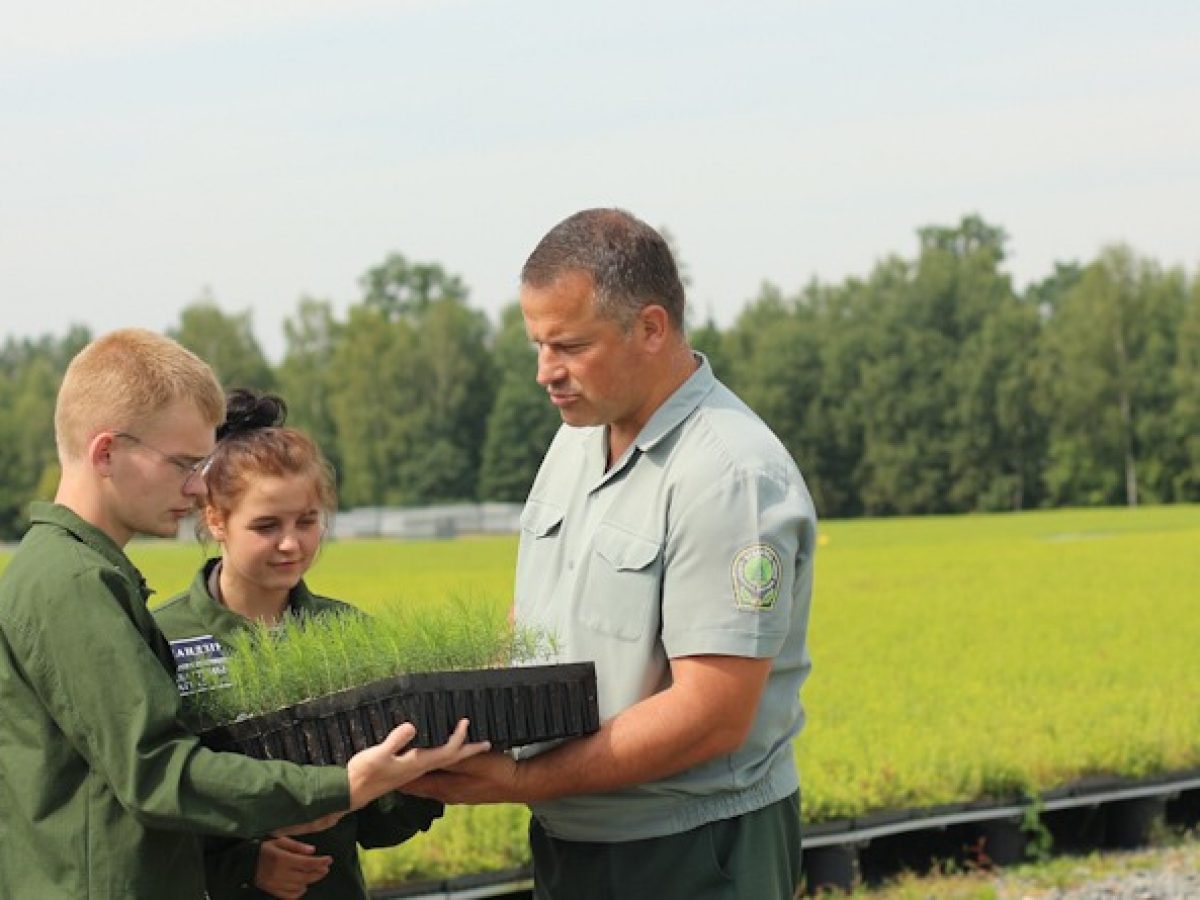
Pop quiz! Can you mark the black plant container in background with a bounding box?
[1104,795,1167,849]
[200,662,600,765]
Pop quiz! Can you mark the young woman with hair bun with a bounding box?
[154,388,442,900]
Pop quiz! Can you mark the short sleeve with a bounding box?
[661,468,814,659]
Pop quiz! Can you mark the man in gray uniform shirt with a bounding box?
[410,208,816,899]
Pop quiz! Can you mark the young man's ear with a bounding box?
[89,432,118,476]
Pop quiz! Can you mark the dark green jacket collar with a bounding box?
[27,501,152,600]
[174,558,327,642]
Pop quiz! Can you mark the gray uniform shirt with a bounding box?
[514,356,816,842]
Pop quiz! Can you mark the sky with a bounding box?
[2,0,1198,361]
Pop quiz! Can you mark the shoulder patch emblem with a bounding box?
[731,543,783,611]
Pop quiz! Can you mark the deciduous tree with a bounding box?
[169,292,275,390]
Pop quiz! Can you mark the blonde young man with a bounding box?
[410,210,817,900]
[0,329,486,899]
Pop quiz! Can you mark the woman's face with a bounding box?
[207,472,324,601]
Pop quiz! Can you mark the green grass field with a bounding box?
[2,505,1197,886]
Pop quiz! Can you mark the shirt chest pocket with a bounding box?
[580,524,663,641]
[521,500,565,539]
[516,501,566,620]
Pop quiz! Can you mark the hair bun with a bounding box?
[218,388,288,440]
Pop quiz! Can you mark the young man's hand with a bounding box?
[346,719,490,810]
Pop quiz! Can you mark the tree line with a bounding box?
[2,214,1197,540]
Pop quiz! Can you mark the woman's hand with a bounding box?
[254,836,333,899]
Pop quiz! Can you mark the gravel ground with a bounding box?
[1035,870,1200,899]
[862,834,1200,898]
[994,842,1200,900]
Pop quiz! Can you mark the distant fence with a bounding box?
[173,503,523,543]
[331,503,523,540]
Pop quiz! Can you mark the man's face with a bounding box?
[521,270,648,434]
[103,398,215,543]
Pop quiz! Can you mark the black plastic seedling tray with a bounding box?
[199,662,600,765]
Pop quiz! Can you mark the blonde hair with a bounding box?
[55,329,225,463]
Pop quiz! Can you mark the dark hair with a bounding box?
[521,208,686,330]
[203,388,337,524]
[217,388,288,440]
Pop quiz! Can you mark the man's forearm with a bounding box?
[514,655,771,802]
[405,655,771,806]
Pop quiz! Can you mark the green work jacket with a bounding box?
[0,503,350,900]
[153,560,444,899]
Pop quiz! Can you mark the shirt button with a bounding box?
[567,559,575,571]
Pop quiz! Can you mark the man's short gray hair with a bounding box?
[521,208,686,331]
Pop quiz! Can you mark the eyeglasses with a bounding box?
[112,432,211,484]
